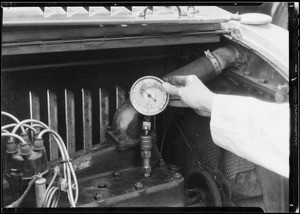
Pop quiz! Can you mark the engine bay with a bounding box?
[1,6,291,211]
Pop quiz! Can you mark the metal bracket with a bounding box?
[138,6,187,18]
[204,49,222,75]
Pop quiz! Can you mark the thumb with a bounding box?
[162,82,180,97]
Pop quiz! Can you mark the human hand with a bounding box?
[162,75,216,117]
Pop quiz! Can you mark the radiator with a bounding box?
[27,85,126,161]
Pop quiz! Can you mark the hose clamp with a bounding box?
[204,50,222,75]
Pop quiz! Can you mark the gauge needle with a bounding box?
[141,89,156,102]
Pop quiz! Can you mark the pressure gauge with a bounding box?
[130,76,169,116]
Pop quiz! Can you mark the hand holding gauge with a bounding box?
[130,76,169,116]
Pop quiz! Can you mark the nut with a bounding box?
[94,193,103,201]
[174,172,182,178]
[134,182,144,190]
[143,166,152,175]
[141,151,151,159]
[244,71,251,76]
[158,158,166,167]
[112,171,121,178]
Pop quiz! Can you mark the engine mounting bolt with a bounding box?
[94,193,103,201]
[134,182,144,191]
[244,71,251,76]
[174,172,181,179]
[158,158,166,167]
[112,171,121,178]
[258,78,268,84]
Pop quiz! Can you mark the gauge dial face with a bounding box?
[130,76,169,116]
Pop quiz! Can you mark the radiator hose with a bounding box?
[163,45,247,107]
[164,45,247,82]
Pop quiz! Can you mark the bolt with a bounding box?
[94,193,103,201]
[244,71,251,76]
[158,158,166,167]
[174,172,181,178]
[112,171,121,178]
[134,182,144,191]
[258,78,268,84]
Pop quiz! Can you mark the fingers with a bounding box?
[163,76,189,86]
[162,82,180,97]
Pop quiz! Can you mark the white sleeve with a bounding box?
[210,94,290,178]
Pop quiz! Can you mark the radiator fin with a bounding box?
[47,90,59,160]
[82,89,93,149]
[65,89,76,154]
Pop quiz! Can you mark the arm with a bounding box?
[211,94,289,178]
[162,75,289,178]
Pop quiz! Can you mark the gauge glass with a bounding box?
[130,76,169,116]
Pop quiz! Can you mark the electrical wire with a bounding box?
[6,175,37,208]
[42,170,61,207]
[2,123,37,133]
[1,111,26,133]
[2,116,78,207]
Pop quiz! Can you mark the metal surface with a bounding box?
[231,169,262,201]
[222,20,289,80]
[256,165,289,212]
[82,89,93,149]
[219,150,255,181]
[106,100,143,150]
[179,111,220,172]
[47,90,59,160]
[64,90,76,154]
[2,6,238,26]
[73,166,185,207]
[140,120,153,177]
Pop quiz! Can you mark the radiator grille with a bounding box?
[28,85,126,160]
[180,110,220,172]
[220,150,255,180]
[178,109,255,180]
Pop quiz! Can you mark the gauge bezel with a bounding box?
[130,76,169,116]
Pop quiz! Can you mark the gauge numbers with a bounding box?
[130,76,169,116]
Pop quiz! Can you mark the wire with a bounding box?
[42,170,60,207]
[1,111,26,133]
[38,129,78,206]
[3,118,79,207]
[6,175,37,208]
[2,123,38,134]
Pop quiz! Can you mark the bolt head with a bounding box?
[94,193,103,200]
[174,172,182,178]
[112,171,121,178]
[134,182,144,190]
